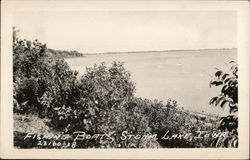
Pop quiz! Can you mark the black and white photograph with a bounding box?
[1,0,249,159]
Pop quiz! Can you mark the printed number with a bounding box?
[57,142,61,146]
[37,141,42,146]
[53,141,57,147]
[43,141,47,146]
[71,141,77,148]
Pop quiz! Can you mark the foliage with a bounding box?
[48,48,84,59]
[209,131,238,148]
[209,61,238,113]
[13,27,79,119]
[209,61,238,147]
[13,30,52,114]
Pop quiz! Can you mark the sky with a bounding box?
[13,11,237,53]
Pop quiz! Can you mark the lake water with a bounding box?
[66,49,237,115]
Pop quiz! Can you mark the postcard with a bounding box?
[1,0,249,159]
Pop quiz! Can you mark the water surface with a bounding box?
[66,49,237,115]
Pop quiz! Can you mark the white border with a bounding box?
[1,0,249,159]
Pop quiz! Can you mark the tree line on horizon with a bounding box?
[47,48,84,58]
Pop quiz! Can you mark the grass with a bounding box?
[14,113,59,148]
[14,113,56,135]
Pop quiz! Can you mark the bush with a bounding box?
[13,35,52,115]
[209,61,238,147]
[13,29,79,120]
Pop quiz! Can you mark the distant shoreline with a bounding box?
[82,48,237,56]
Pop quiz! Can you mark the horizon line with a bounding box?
[83,47,237,55]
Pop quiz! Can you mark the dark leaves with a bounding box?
[209,97,218,105]
[215,96,224,106]
[221,73,229,81]
[218,115,238,132]
[229,61,236,64]
[209,62,238,135]
[221,85,228,93]
[220,100,228,109]
[210,80,223,87]
[215,70,223,79]
[229,104,238,114]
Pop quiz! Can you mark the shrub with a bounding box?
[13,28,79,120]
[209,61,238,147]
[13,33,52,114]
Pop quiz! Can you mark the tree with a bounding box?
[13,28,79,119]
[209,61,238,147]
[66,62,136,133]
[13,27,52,114]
